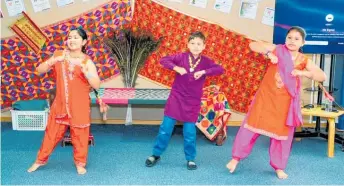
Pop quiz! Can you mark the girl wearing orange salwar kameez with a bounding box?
[28,27,101,174]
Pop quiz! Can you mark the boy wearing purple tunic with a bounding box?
[145,31,224,170]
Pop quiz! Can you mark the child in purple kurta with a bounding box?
[145,31,224,170]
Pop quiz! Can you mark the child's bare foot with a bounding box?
[76,166,87,175]
[276,169,288,179]
[27,163,42,173]
[226,159,239,173]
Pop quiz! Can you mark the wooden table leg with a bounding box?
[327,118,335,158]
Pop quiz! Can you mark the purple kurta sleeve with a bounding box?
[160,53,183,70]
[204,59,224,76]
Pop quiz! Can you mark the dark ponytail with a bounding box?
[82,46,86,53]
[299,47,303,53]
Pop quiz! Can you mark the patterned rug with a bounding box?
[89,88,170,105]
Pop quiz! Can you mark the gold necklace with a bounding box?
[188,55,201,72]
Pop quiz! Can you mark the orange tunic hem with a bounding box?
[244,123,288,140]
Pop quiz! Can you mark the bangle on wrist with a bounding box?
[86,72,95,79]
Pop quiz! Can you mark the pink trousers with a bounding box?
[232,125,295,170]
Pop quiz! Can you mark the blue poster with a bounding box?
[273,0,344,54]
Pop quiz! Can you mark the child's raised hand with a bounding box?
[267,53,278,64]
[54,50,67,62]
[291,69,303,77]
[194,70,206,80]
[173,66,187,75]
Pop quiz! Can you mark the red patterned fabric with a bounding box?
[1,0,132,109]
[129,0,269,113]
[1,0,269,113]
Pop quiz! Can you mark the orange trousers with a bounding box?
[35,115,90,167]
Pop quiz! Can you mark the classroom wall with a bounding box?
[1,0,275,41]
[150,0,275,42]
[99,0,317,122]
[1,0,320,123]
[1,0,117,38]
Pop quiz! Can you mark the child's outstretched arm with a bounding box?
[37,51,66,74]
[305,59,326,82]
[160,53,186,75]
[249,41,276,54]
[194,59,224,80]
[160,53,182,70]
[204,60,224,76]
[37,57,55,74]
[291,59,326,82]
[82,59,101,90]
[249,41,278,64]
